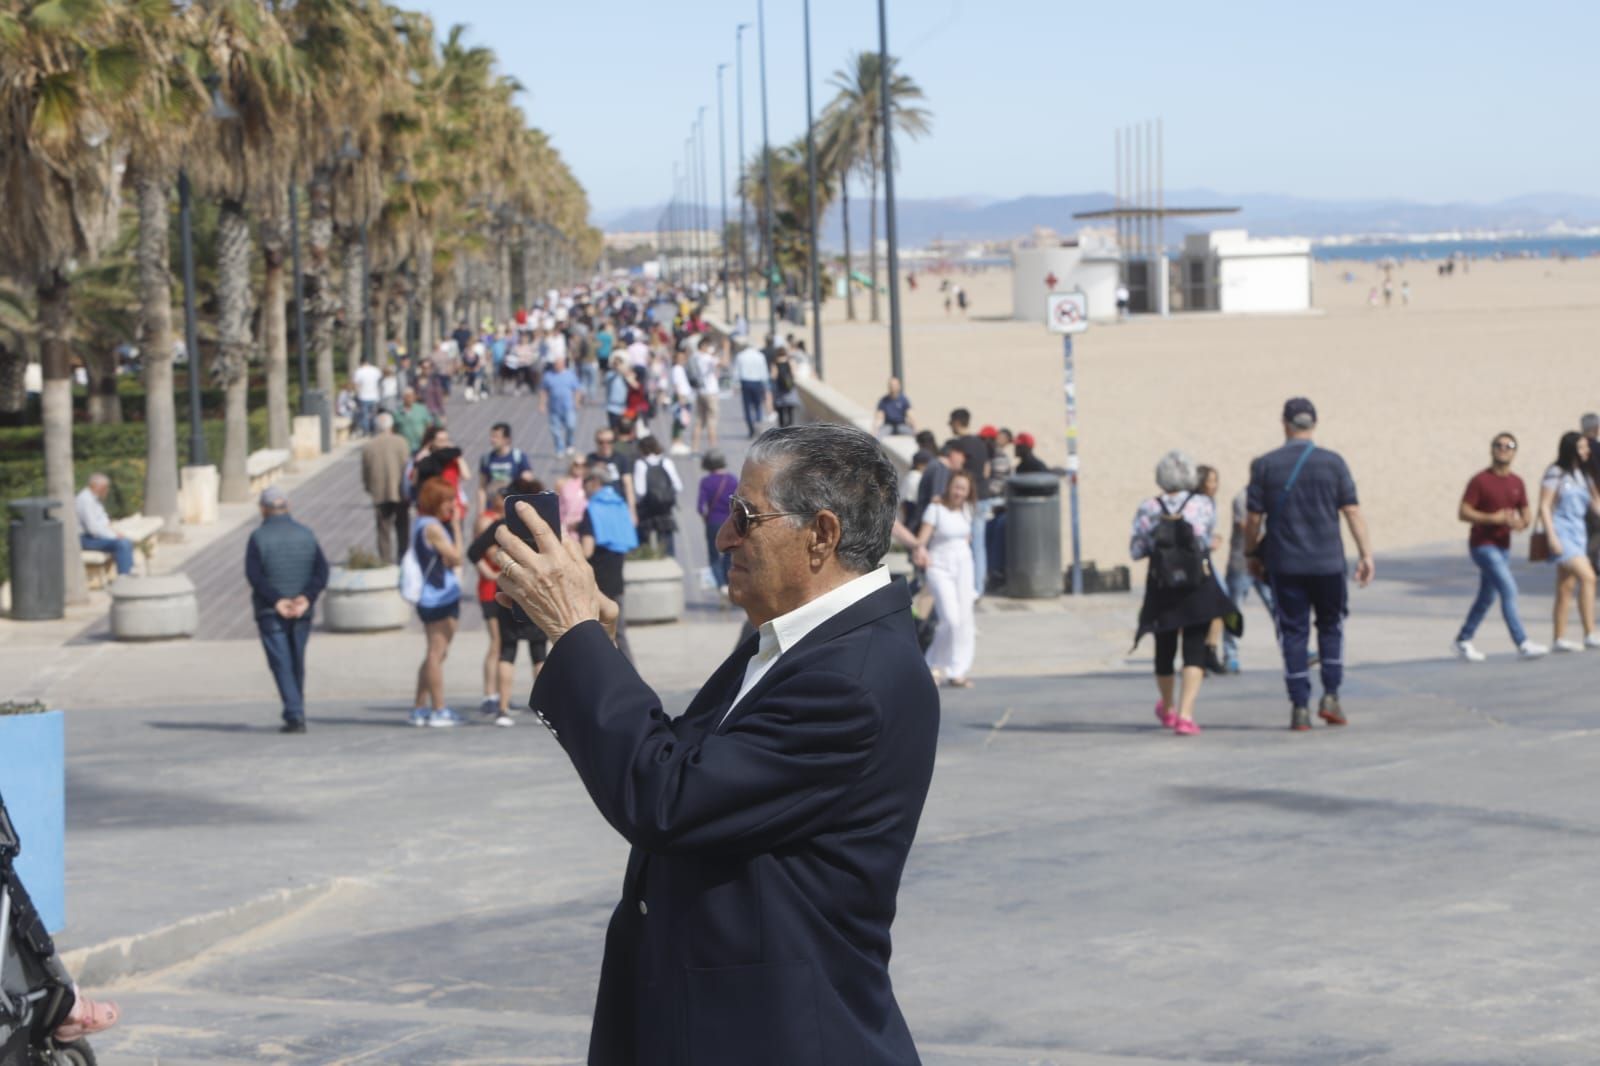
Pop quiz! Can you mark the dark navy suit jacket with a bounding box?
[531,579,939,1066]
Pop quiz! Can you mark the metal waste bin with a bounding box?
[1004,474,1062,598]
[9,498,65,621]
[301,389,332,453]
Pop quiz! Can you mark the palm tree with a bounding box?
[194,0,303,503]
[823,51,930,323]
[119,2,204,527]
[0,0,135,604]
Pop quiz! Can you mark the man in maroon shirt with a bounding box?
[1453,432,1547,662]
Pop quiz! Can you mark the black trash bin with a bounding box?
[9,499,65,621]
[1004,474,1062,599]
[301,389,331,453]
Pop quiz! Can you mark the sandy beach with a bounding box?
[810,256,1600,574]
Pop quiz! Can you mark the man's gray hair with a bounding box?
[747,423,898,574]
[87,471,110,489]
[1582,412,1600,435]
[375,411,394,432]
[1155,449,1199,494]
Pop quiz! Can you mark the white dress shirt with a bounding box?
[733,346,769,383]
[75,487,116,540]
[720,566,891,729]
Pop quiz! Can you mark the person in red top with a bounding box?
[1453,432,1547,662]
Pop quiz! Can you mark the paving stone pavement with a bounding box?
[53,632,1600,1064]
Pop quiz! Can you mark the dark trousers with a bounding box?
[740,380,766,436]
[257,612,312,722]
[1153,623,1209,677]
[705,523,731,588]
[375,501,409,565]
[1269,571,1347,708]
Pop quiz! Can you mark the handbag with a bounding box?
[1529,524,1551,563]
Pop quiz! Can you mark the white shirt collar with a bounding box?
[758,565,891,661]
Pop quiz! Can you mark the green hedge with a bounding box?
[0,407,271,579]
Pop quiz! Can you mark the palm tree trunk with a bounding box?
[83,343,121,424]
[307,167,336,399]
[134,167,180,533]
[841,175,856,321]
[868,151,881,324]
[0,341,26,420]
[415,229,434,357]
[520,233,535,312]
[37,271,87,605]
[259,213,290,451]
[495,234,511,325]
[339,225,362,381]
[216,199,254,503]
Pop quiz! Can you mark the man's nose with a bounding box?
[714,515,739,554]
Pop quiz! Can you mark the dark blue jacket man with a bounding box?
[245,487,328,734]
[1245,397,1374,732]
[498,423,939,1066]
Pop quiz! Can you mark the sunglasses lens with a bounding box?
[731,499,749,537]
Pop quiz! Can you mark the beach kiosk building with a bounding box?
[1179,229,1313,313]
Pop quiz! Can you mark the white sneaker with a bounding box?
[1586,633,1600,649]
[428,708,462,727]
[1553,638,1584,653]
[1518,640,1549,659]
[409,707,430,727]
[1453,640,1486,663]
[493,713,515,728]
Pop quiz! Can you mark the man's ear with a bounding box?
[810,510,842,563]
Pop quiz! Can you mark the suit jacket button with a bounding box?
[638,900,648,916]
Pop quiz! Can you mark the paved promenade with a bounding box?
[10,385,1600,1063]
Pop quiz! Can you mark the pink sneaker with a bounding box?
[1173,717,1202,736]
[1154,700,1177,729]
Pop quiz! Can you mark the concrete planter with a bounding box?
[0,709,65,932]
[323,565,408,632]
[109,573,199,640]
[624,556,685,624]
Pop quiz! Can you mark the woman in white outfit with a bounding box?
[916,470,978,687]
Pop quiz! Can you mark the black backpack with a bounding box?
[644,461,676,513]
[1147,493,1207,590]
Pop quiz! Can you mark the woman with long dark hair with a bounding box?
[1537,431,1600,650]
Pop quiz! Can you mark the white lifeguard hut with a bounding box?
[1178,230,1313,313]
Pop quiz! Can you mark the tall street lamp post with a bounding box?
[803,0,823,377]
[289,182,309,404]
[716,62,731,322]
[878,0,905,383]
[178,169,206,467]
[736,22,751,328]
[757,0,777,345]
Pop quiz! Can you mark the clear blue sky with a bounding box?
[419,0,1597,221]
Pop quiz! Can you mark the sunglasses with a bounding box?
[1493,441,1517,450]
[728,495,816,537]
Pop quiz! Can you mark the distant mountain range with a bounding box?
[598,190,1600,249]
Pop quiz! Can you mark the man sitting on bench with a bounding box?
[75,472,134,576]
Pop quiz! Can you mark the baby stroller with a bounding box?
[0,793,96,1066]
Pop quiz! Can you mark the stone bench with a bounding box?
[333,415,353,445]
[80,550,116,590]
[246,448,292,494]
[109,573,198,640]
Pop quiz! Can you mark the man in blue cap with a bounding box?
[245,487,329,734]
[1245,397,1375,731]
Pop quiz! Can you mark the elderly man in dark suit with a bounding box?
[495,422,938,1066]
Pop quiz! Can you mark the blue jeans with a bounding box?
[1223,569,1275,662]
[578,361,598,397]
[257,612,312,723]
[80,534,134,575]
[705,523,731,588]
[1456,544,1528,647]
[740,380,767,436]
[357,399,377,436]
[1269,571,1346,709]
[971,498,997,594]
[549,407,578,454]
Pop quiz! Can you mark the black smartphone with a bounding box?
[501,492,562,626]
